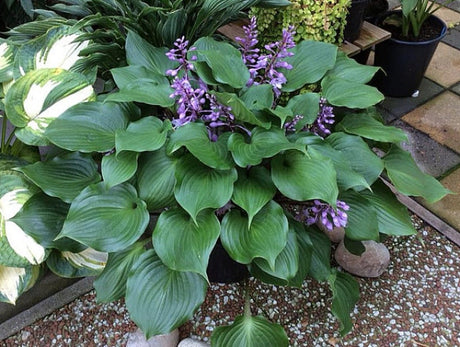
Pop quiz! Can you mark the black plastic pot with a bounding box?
[372,11,447,97]
[206,240,249,283]
[344,0,369,42]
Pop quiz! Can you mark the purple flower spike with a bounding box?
[305,200,349,230]
[309,97,335,137]
[166,36,197,76]
[236,16,260,67]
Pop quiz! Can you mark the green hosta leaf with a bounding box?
[221,201,288,268]
[339,191,379,241]
[288,220,313,288]
[107,66,174,107]
[240,84,274,111]
[136,149,176,211]
[321,76,384,109]
[384,146,451,203]
[154,209,220,278]
[45,101,129,152]
[0,41,14,83]
[0,264,41,304]
[361,180,416,236]
[336,113,407,143]
[308,228,331,282]
[94,242,145,303]
[46,247,107,278]
[213,92,271,129]
[253,230,299,283]
[262,105,292,126]
[232,167,276,228]
[167,122,233,170]
[174,155,237,223]
[328,269,360,336]
[309,141,370,190]
[271,150,338,205]
[4,68,95,145]
[325,51,379,84]
[116,117,171,153]
[10,192,72,249]
[285,92,320,128]
[193,37,249,88]
[228,127,306,168]
[126,250,207,339]
[281,40,337,92]
[125,30,176,75]
[326,132,384,186]
[211,315,289,347]
[57,182,149,252]
[19,152,101,203]
[101,151,139,188]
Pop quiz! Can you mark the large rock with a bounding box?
[126,328,179,347]
[178,338,210,347]
[335,240,390,277]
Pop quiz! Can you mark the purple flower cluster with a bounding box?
[305,200,349,231]
[284,114,304,132]
[308,97,335,137]
[237,17,295,97]
[166,37,238,138]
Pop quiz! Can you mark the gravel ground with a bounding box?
[3,216,460,346]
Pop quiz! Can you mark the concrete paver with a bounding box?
[443,26,460,49]
[435,5,460,27]
[402,91,460,153]
[425,42,460,88]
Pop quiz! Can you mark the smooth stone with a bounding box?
[126,328,179,347]
[335,240,391,278]
[316,222,345,243]
[178,338,210,347]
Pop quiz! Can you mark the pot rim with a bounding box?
[377,9,447,45]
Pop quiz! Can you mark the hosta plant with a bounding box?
[0,16,450,345]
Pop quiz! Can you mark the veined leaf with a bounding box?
[285,92,320,128]
[220,201,288,268]
[228,127,306,168]
[336,113,407,143]
[307,228,332,282]
[153,208,220,278]
[174,154,237,223]
[45,101,129,152]
[136,149,176,211]
[239,84,274,111]
[57,182,149,252]
[167,122,233,170]
[101,151,139,188]
[384,145,451,203]
[271,149,338,206]
[325,51,379,84]
[126,250,207,339]
[232,166,276,228]
[47,247,107,278]
[5,68,95,145]
[19,152,101,203]
[0,41,14,83]
[211,315,289,347]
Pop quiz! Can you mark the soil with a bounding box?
[380,13,444,42]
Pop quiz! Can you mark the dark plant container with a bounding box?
[344,0,369,42]
[372,11,447,97]
[207,240,249,283]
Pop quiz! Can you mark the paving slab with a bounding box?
[420,168,460,230]
[435,5,460,27]
[378,78,444,119]
[402,91,460,153]
[425,42,460,88]
[443,26,460,49]
[393,120,460,177]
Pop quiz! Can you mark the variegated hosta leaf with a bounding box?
[0,41,14,83]
[4,221,48,265]
[16,27,90,76]
[0,264,41,304]
[46,248,107,278]
[4,68,95,145]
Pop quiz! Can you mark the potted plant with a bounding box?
[0,7,451,346]
[372,0,452,97]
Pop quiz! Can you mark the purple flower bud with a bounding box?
[305,200,350,230]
